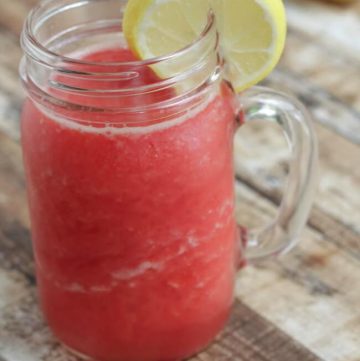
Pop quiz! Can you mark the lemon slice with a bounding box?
[123,0,286,92]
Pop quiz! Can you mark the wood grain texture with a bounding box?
[286,0,360,64]
[0,0,359,360]
[0,0,34,36]
[0,31,23,141]
[234,121,360,260]
[194,301,324,361]
[234,182,360,361]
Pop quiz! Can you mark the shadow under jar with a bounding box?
[19,1,318,360]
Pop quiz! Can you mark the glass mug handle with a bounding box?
[235,86,318,261]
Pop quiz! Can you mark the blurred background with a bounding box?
[0,0,359,361]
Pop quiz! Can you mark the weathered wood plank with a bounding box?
[0,226,34,283]
[282,27,360,111]
[0,30,22,77]
[234,120,360,260]
[0,0,34,36]
[0,134,32,280]
[0,132,28,227]
[266,68,360,145]
[0,89,21,141]
[0,31,24,141]
[234,182,360,361]
[286,0,360,63]
[193,300,323,361]
[0,132,33,279]
[0,269,28,310]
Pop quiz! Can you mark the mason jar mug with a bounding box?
[19,1,317,360]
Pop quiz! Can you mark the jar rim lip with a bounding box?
[23,0,216,68]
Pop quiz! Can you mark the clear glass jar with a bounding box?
[20,1,317,360]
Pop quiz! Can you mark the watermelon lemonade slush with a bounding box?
[21,46,238,360]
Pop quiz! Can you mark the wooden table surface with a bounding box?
[0,0,359,360]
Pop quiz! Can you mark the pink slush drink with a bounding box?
[21,48,239,361]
